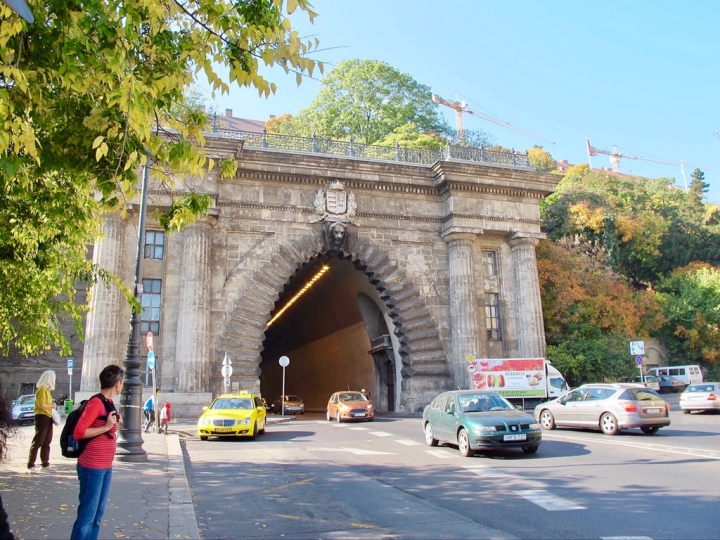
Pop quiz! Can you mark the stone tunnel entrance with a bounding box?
[259,255,401,413]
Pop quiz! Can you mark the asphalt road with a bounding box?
[181,408,720,539]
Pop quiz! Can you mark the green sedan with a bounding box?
[422,390,542,457]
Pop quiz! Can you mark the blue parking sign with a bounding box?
[67,357,74,369]
[635,355,643,366]
[147,351,155,369]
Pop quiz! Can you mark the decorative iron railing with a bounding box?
[212,128,531,169]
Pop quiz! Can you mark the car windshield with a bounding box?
[17,396,34,405]
[211,398,253,410]
[458,393,512,412]
[284,395,301,402]
[339,392,366,402]
[687,384,715,393]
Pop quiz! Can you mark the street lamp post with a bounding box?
[116,155,151,462]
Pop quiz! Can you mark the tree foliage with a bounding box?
[0,0,322,354]
[540,165,720,381]
[288,59,452,144]
[527,145,557,172]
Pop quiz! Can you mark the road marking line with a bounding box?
[262,477,315,494]
[395,439,423,446]
[542,433,720,460]
[369,431,393,437]
[463,466,511,478]
[425,449,458,459]
[601,537,653,540]
[314,447,396,456]
[349,427,369,431]
[513,490,585,511]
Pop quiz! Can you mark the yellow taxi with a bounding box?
[197,392,267,441]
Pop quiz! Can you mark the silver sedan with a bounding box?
[534,383,670,435]
[679,383,720,414]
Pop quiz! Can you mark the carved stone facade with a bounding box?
[73,135,558,414]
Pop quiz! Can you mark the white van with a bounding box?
[647,365,703,386]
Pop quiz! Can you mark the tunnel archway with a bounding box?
[218,228,453,413]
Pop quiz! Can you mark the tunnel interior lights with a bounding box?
[266,265,330,328]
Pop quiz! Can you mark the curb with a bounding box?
[166,434,200,540]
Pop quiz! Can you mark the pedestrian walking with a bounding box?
[0,379,17,540]
[142,389,158,433]
[27,370,57,472]
[70,364,124,540]
[159,402,171,435]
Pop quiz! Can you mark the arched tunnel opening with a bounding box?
[259,255,400,413]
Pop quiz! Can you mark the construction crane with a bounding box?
[431,92,555,145]
[586,138,712,191]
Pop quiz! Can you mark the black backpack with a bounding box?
[60,393,116,458]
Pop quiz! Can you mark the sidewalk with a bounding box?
[0,423,198,540]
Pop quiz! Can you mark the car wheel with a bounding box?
[539,410,556,430]
[200,436,208,441]
[682,409,691,415]
[641,426,659,435]
[249,421,257,441]
[522,445,539,454]
[424,423,439,447]
[336,411,342,423]
[600,413,619,435]
[457,429,474,457]
[326,409,332,421]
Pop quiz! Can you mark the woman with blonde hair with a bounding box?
[27,370,57,472]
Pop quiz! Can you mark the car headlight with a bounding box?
[199,417,210,426]
[473,425,497,434]
[529,423,540,430]
[367,404,373,409]
[234,417,251,425]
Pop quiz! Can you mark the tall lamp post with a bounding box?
[116,155,151,462]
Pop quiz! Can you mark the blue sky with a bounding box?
[199,0,720,203]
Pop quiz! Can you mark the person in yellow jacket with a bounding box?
[27,370,57,472]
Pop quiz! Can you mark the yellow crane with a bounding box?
[431,92,554,145]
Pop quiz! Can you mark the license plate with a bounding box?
[503,434,526,441]
[353,412,366,417]
[644,408,661,414]
[215,427,233,433]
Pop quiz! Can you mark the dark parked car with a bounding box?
[423,390,542,457]
[273,395,305,415]
[657,375,686,394]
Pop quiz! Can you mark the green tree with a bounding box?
[376,123,446,150]
[655,264,720,365]
[689,168,709,204]
[291,59,452,144]
[0,0,322,354]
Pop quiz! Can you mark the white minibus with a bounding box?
[647,365,703,386]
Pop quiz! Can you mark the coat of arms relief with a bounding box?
[310,181,357,250]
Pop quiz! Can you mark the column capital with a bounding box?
[441,231,479,244]
[507,231,546,248]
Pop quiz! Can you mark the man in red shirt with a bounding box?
[70,365,124,540]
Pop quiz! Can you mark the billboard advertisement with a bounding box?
[469,358,547,398]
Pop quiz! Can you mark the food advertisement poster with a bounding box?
[470,358,547,397]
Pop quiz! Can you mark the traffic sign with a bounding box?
[467,363,477,374]
[279,356,290,367]
[635,355,643,366]
[630,341,645,355]
[147,350,155,369]
[222,352,232,366]
[221,364,233,378]
[67,357,74,370]
[146,332,153,351]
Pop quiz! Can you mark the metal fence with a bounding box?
[213,128,531,169]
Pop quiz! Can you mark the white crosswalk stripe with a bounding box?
[425,449,458,459]
[463,466,511,478]
[513,489,585,511]
[369,431,393,437]
[349,427,369,431]
[314,447,396,456]
[395,439,423,446]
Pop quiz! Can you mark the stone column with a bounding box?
[508,233,546,358]
[81,214,127,391]
[442,232,481,389]
[175,217,215,392]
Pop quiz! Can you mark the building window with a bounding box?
[485,293,501,341]
[483,251,497,277]
[141,279,162,335]
[144,231,165,259]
